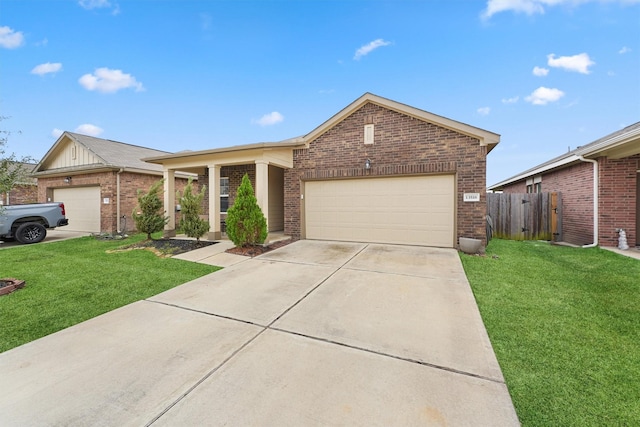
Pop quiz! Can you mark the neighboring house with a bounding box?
[32,132,193,234]
[488,122,640,248]
[144,93,500,249]
[1,162,38,205]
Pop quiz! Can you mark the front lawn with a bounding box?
[460,240,640,426]
[0,235,220,353]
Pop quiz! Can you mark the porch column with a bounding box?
[208,164,221,240]
[255,160,269,242]
[163,169,176,237]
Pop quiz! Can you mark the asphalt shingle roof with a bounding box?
[66,132,172,172]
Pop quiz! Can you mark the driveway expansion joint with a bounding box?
[269,326,506,385]
[144,299,269,329]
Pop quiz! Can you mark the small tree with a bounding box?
[177,177,209,242]
[226,173,267,247]
[1,117,33,209]
[132,179,169,240]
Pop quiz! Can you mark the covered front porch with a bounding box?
[143,141,303,243]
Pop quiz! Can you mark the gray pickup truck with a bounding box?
[0,203,69,244]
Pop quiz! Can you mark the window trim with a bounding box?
[220,177,229,213]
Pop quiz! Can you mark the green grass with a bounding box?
[0,234,220,353]
[460,240,640,426]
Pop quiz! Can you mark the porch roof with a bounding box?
[142,138,305,172]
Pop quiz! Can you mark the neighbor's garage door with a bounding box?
[305,175,454,247]
[53,186,101,233]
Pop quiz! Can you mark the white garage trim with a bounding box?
[304,175,455,247]
[53,186,101,233]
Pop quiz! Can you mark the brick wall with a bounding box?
[499,154,639,247]
[501,182,526,193]
[543,162,595,245]
[1,184,38,205]
[598,155,638,247]
[284,102,488,246]
[38,172,188,234]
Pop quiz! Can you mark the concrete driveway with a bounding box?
[0,229,87,249]
[0,240,519,426]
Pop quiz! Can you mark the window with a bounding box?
[220,177,229,212]
[534,182,542,193]
[526,175,542,193]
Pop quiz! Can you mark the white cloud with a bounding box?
[51,128,64,138]
[547,53,595,74]
[78,0,120,15]
[78,0,110,9]
[482,0,544,19]
[532,66,549,76]
[254,112,284,126]
[477,107,491,116]
[618,46,631,54]
[525,86,565,105]
[31,62,63,76]
[0,26,25,49]
[75,124,104,136]
[354,39,391,60]
[482,0,640,20]
[502,96,520,104]
[78,68,144,93]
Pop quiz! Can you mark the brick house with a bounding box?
[145,93,500,249]
[32,132,193,234]
[488,122,640,248]
[1,162,38,206]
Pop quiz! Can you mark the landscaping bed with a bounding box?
[226,238,296,257]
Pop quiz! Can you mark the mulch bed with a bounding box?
[110,237,295,258]
[110,238,217,257]
[225,238,296,257]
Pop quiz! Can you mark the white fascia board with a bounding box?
[488,154,581,190]
[577,126,640,157]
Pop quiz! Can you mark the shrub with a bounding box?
[225,173,267,247]
[177,177,210,242]
[132,179,169,240]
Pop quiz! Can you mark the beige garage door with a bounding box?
[53,187,101,233]
[305,175,455,247]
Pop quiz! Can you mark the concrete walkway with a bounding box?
[0,240,519,426]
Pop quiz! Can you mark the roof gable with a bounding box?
[34,132,173,175]
[303,93,500,152]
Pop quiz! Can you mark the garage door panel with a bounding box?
[305,176,455,247]
[53,187,100,233]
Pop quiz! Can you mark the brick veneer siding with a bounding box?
[2,184,38,205]
[598,155,638,247]
[501,182,526,193]
[499,154,639,247]
[200,165,256,228]
[284,102,488,246]
[544,162,595,245]
[38,172,188,234]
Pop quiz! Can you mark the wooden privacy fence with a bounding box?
[487,192,562,241]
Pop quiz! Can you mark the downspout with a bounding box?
[116,168,124,233]
[577,156,598,248]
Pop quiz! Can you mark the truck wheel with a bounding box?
[15,223,47,244]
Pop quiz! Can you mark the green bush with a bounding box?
[225,173,267,247]
[177,177,210,242]
[132,179,169,240]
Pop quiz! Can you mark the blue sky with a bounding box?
[1,0,638,186]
